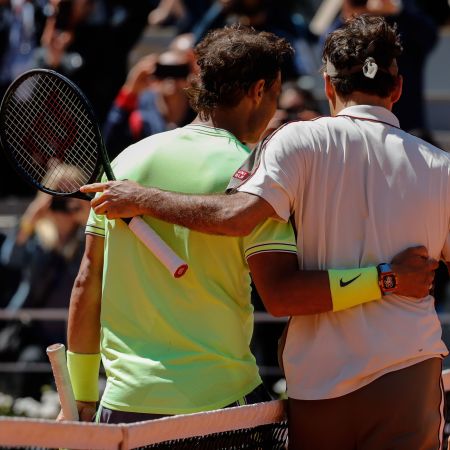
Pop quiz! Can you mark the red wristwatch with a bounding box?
[377,263,398,295]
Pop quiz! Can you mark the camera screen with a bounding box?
[154,63,190,79]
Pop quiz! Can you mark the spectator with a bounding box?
[34,0,154,124]
[103,47,195,160]
[0,0,46,99]
[262,80,322,138]
[0,167,89,398]
[0,0,47,197]
[190,0,317,78]
[148,0,185,27]
[148,0,212,34]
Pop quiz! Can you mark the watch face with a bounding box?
[382,274,397,290]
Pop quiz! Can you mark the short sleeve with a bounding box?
[242,217,297,262]
[85,191,106,237]
[237,122,308,222]
[85,208,105,237]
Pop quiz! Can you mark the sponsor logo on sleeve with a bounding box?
[233,169,250,180]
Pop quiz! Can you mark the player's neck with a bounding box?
[332,92,394,115]
[192,111,256,144]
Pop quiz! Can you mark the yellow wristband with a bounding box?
[66,351,101,402]
[328,267,381,312]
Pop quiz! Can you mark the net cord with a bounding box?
[0,400,286,450]
[127,399,286,449]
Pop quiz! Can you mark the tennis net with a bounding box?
[0,399,287,449]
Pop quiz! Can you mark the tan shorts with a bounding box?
[287,358,445,450]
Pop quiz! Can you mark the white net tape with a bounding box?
[0,400,286,450]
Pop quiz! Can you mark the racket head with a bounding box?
[0,69,112,199]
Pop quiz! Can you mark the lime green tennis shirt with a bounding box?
[86,124,296,414]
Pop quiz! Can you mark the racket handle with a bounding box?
[46,343,79,421]
[127,216,188,278]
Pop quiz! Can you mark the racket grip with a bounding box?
[46,343,79,421]
[128,216,188,278]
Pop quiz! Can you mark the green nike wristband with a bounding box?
[328,267,381,312]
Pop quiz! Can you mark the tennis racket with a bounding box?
[0,69,188,278]
[46,343,79,421]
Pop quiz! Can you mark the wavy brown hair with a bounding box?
[186,25,293,120]
[322,15,403,98]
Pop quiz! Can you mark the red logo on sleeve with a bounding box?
[233,169,249,180]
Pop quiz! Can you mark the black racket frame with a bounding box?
[0,69,116,201]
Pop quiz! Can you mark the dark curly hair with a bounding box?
[186,25,293,120]
[322,15,403,98]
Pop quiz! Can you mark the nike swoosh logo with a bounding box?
[339,273,362,287]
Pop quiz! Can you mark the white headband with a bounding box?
[326,57,398,79]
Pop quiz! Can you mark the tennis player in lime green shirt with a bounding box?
[64,26,297,423]
[85,124,297,418]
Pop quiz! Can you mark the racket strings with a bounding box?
[6,87,80,189]
[3,73,99,194]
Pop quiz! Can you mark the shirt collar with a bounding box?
[184,123,240,140]
[336,105,400,128]
[184,124,251,152]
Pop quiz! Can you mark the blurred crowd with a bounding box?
[0,0,449,401]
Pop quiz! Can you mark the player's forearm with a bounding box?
[251,255,380,316]
[67,236,103,353]
[138,189,264,236]
[67,271,101,352]
[66,235,103,407]
[251,246,438,317]
[83,180,273,236]
[258,270,334,316]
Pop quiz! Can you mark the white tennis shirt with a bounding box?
[239,105,450,400]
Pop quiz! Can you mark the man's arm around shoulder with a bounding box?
[81,180,275,236]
